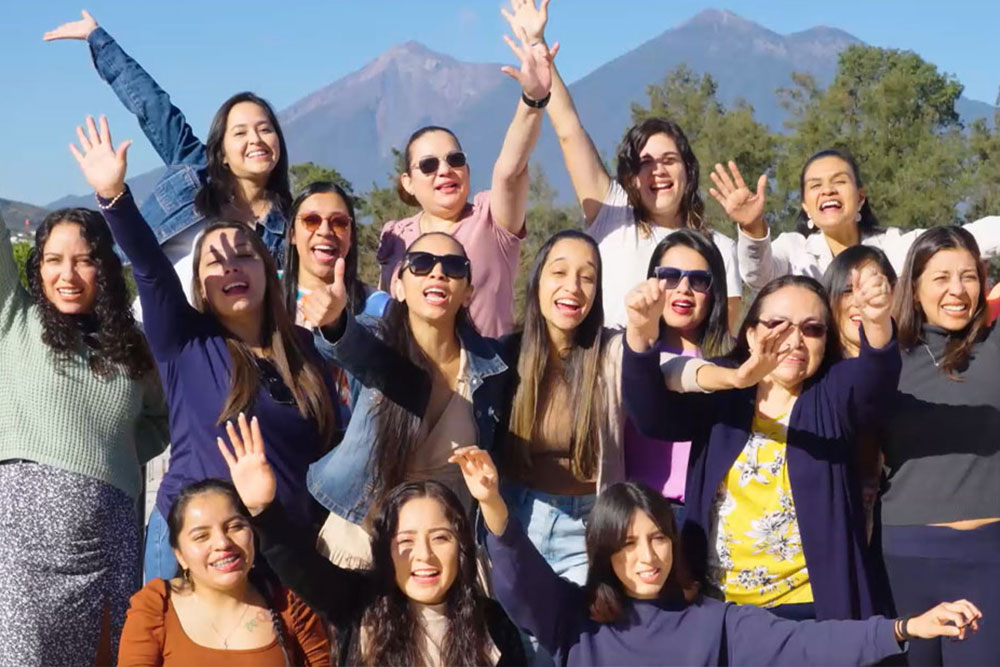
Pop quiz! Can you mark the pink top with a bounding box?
[623,344,700,502]
[376,190,525,338]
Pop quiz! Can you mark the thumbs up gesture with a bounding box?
[298,257,348,328]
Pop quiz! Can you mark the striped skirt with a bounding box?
[0,461,140,666]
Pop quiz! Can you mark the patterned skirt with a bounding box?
[0,461,140,666]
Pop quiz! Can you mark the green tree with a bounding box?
[968,110,1000,222]
[631,65,779,225]
[289,162,358,202]
[776,45,969,231]
[13,240,30,289]
[354,148,417,286]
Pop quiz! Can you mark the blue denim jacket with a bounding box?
[87,28,286,259]
[307,314,511,524]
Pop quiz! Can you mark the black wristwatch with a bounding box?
[522,91,551,109]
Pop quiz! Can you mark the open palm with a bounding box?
[708,161,767,230]
[501,0,550,43]
[217,414,276,515]
[69,116,131,199]
[500,25,557,101]
[449,446,501,503]
[43,10,99,41]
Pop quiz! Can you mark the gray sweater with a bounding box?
[882,323,1000,525]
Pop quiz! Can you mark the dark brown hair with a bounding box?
[892,225,987,378]
[397,126,465,207]
[191,221,335,445]
[796,148,880,237]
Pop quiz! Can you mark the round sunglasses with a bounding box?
[654,266,713,293]
[412,151,468,176]
[297,212,352,232]
[401,251,471,280]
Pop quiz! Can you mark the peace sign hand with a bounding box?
[69,115,132,199]
[708,161,768,234]
[216,413,276,516]
[501,0,550,43]
[43,10,99,42]
[298,257,348,329]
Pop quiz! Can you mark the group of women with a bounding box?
[0,0,996,665]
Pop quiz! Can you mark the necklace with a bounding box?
[195,593,252,650]
[922,343,941,368]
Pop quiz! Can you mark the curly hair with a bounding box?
[26,208,153,380]
[358,481,493,666]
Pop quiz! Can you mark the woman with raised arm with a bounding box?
[0,207,168,663]
[217,416,525,665]
[118,475,331,666]
[503,0,743,330]
[623,267,900,621]
[376,2,555,337]
[880,226,1000,665]
[70,115,338,582]
[45,11,291,312]
[452,446,981,666]
[711,149,1000,291]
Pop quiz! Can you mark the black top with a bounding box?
[882,322,1000,525]
[251,503,525,666]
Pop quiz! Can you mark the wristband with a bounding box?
[522,91,551,109]
[895,615,915,642]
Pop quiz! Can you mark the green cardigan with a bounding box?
[0,221,169,499]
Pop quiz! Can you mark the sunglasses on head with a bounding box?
[759,318,828,338]
[654,267,713,293]
[401,251,471,280]
[413,151,468,176]
[297,212,352,232]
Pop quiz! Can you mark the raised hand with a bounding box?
[904,599,981,641]
[449,446,501,503]
[733,321,792,388]
[852,264,892,324]
[43,10,98,42]
[625,278,667,353]
[298,257,348,329]
[69,116,132,199]
[501,0,550,43]
[216,413,276,516]
[708,161,768,235]
[500,16,559,102]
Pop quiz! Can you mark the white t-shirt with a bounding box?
[131,222,204,324]
[587,180,741,329]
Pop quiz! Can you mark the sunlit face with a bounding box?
[748,286,828,388]
[292,192,353,287]
[537,238,599,336]
[915,249,981,331]
[396,234,472,326]
[632,133,687,223]
[391,497,460,605]
[173,492,254,591]
[657,244,712,336]
[223,101,280,181]
[39,222,99,315]
[399,130,470,219]
[197,227,268,321]
[611,510,673,600]
[800,156,865,235]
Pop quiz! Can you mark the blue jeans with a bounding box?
[143,508,178,583]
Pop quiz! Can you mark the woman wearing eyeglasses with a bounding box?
[623,230,732,516]
[306,231,513,567]
[375,4,557,338]
[72,115,339,582]
[622,267,900,622]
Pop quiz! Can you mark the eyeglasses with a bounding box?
[759,318,828,338]
[297,212,352,232]
[412,152,468,176]
[254,357,296,406]
[401,251,471,280]
[654,267,713,293]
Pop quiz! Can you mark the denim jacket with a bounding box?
[87,28,286,259]
[307,314,511,524]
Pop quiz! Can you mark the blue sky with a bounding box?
[3,1,997,206]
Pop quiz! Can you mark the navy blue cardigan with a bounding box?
[622,330,901,620]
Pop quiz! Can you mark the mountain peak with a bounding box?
[682,8,756,30]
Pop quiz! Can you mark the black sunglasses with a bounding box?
[654,267,713,293]
[413,151,468,175]
[255,357,296,406]
[401,251,471,280]
[759,318,828,339]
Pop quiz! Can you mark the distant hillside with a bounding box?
[1,198,48,232]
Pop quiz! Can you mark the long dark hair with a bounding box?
[646,229,731,358]
[507,230,606,481]
[397,126,465,207]
[361,481,493,666]
[194,92,292,222]
[191,222,336,445]
[795,148,880,237]
[821,245,897,344]
[729,275,841,370]
[892,225,987,377]
[282,181,366,316]
[26,208,154,380]
[616,118,705,236]
[585,482,696,624]
[369,233,473,497]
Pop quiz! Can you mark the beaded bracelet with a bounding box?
[96,188,128,210]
